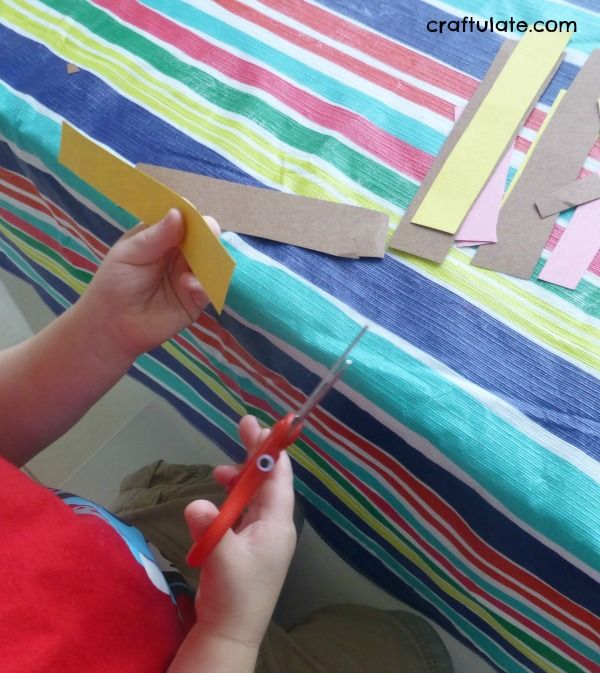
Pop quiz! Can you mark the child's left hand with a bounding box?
[80,209,219,361]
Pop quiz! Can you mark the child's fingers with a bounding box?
[239,415,270,455]
[245,451,295,526]
[212,420,270,489]
[178,270,209,311]
[184,500,220,541]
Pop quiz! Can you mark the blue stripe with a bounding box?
[315,0,580,103]
[296,469,542,673]
[0,140,122,249]
[5,124,598,597]
[138,0,446,156]
[215,309,599,611]
[237,236,600,459]
[0,26,264,188]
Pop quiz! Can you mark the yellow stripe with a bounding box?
[8,0,397,219]
[401,247,600,372]
[162,340,246,416]
[291,447,564,672]
[0,220,87,294]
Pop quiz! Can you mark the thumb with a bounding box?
[120,208,184,265]
[184,499,220,542]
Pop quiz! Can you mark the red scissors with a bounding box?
[187,326,367,567]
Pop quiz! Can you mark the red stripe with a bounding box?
[307,410,600,645]
[215,0,454,118]
[257,0,477,98]
[92,0,438,181]
[179,317,600,643]
[0,207,95,274]
[0,167,109,259]
[303,436,598,666]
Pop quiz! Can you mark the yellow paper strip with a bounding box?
[412,30,570,234]
[59,123,235,313]
[503,89,566,201]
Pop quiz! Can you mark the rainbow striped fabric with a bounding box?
[1,1,598,671]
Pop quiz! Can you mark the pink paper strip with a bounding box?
[453,104,511,247]
[537,197,600,289]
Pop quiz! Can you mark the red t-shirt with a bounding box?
[0,457,194,673]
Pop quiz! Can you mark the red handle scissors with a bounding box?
[186,326,367,568]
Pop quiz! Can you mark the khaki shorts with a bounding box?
[111,460,453,673]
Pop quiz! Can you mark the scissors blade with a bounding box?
[292,325,367,427]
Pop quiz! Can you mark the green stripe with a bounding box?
[297,425,595,660]
[0,233,69,310]
[12,0,411,216]
[0,196,98,265]
[294,481,532,673]
[532,257,600,316]
[0,216,91,290]
[225,239,600,570]
[0,82,138,229]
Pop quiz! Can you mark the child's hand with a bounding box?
[184,415,297,649]
[79,209,219,362]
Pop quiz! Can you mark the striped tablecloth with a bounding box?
[1,1,598,671]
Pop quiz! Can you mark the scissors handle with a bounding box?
[187,412,302,568]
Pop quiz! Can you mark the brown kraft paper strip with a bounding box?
[388,40,516,262]
[473,49,600,278]
[389,39,564,263]
[535,173,600,217]
[137,165,388,258]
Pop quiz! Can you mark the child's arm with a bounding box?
[169,416,297,673]
[0,210,217,466]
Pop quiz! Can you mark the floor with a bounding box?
[1,267,496,673]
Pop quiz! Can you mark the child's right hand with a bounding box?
[184,415,297,649]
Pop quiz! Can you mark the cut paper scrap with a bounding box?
[456,89,565,248]
[455,149,511,247]
[411,29,570,235]
[66,63,80,74]
[474,50,600,279]
[454,101,511,248]
[537,197,600,289]
[502,89,566,202]
[59,123,235,313]
[389,40,517,262]
[137,164,388,258]
[535,174,600,217]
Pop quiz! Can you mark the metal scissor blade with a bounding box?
[293,325,368,427]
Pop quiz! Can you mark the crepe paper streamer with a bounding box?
[411,30,570,235]
[389,41,517,263]
[535,174,600,218]
[502,89,566,202]
[138,164,388,258]
[59,123,235,312]
[537,197,600,289]
[474,50,600,279]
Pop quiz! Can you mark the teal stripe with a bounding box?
[0,196,99,265]
[181,324,591,656]
[0,81,138,229]
[36,0,416,209]
[134,351,240,441]
[0,229,69,310]
[225,239,600,570]
[449,0,599,54]
[295,481,530,673]
[139,0,446,156]
[299,424,597,659]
